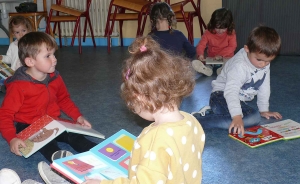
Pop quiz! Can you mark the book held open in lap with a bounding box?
[229,119,300,148]
[17,115,105,158]
[51,129,136,184]
[0,60,14,80]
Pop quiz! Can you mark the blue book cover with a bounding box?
[51,129,136,184]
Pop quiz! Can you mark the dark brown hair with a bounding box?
[149,2,176,32]
[9,15,33,34]
[207,7,235,35]
[246,26,281,57]
[18,32,58,66]
[121,36,195,113]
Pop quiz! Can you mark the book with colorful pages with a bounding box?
[51,129,136,184]
[17,115,105,158]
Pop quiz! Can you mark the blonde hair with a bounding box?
[121,36,195,113]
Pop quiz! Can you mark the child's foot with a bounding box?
[22,179,42,184]
[0,168,22,184]
[51,150,73,162]
[191,106,212,116]
[38,161,71,184]
[192,60,213,76]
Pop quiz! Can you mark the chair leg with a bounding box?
[71,18,80,46]
[78,22,82,54]
[87,16,96,47]
[119,21,123,47]
[58,23,62,48]
[83,18,87,42]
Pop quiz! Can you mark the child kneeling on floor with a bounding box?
[193,26,282,136]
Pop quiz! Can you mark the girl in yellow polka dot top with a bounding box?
[83,36,205,184]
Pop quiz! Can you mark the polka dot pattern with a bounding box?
[127,112,204,184]
[166,128,173,136]
[166,148,173,156]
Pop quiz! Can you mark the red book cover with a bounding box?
[16,115,54,140]
[229,125,284,148]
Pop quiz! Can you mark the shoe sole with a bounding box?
[192,60,213,76]
[51,150,73,162]
[38,162,51,184]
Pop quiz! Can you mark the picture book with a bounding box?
[0,60,14,80]
[261,119,300,140]
[51,129,136,184]
[204,57,230,65]
[229,119,300,148]
[16,115,105,158]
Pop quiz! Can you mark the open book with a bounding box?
[16,115,105,158]
[229,119,300,148]
[204,57,230,65]
[0,60,14,80]
[51,129,136,184]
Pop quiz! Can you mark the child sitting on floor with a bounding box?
[193,26,282,136]
[149,2,196,60]
[0,32,97,164]
[192,7,237,76]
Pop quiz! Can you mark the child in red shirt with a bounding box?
[192,7,237,76]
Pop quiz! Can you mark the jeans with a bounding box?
[194,91,261,129]
[16,122,97,162]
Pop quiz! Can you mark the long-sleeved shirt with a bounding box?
[0,67,82,143]
[212,48,270,117]
[101,111,205,184]
[1,40,22,71]
[196,30,237,58]
[150,30,196,59]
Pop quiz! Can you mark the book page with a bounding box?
[18,119,67,158]
[52,129,136,183]
[229,125,284,148]
[261,119,300,140]
[57,120,105,139]
[205,57,230,65]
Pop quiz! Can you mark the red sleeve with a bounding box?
[0,84,24,143]
[55,76,82,121]
[196,31,209,56]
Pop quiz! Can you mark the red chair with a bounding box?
[104,0,153,53]
[46,0,96,54]
[171,0,206,45]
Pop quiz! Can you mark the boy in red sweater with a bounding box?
[0,32,96,162]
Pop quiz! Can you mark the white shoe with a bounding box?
[38,161,71,184]
[192,106,211,116]
[192,60,213,76]
[22,179,42,184]
[0,168,21,184]
[51,150,73,162]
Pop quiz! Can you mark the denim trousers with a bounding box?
[16,122,97,162]
[194,91,261,129]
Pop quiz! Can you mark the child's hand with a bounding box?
[77,116,92,128]
[260,111,282,120]
[214,55,223,61]
[229,115,245,136]
[198,55,205,61]
[10,138,26,156]
[81,176,101,184]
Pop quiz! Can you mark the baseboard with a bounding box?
[0,37,201,47]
